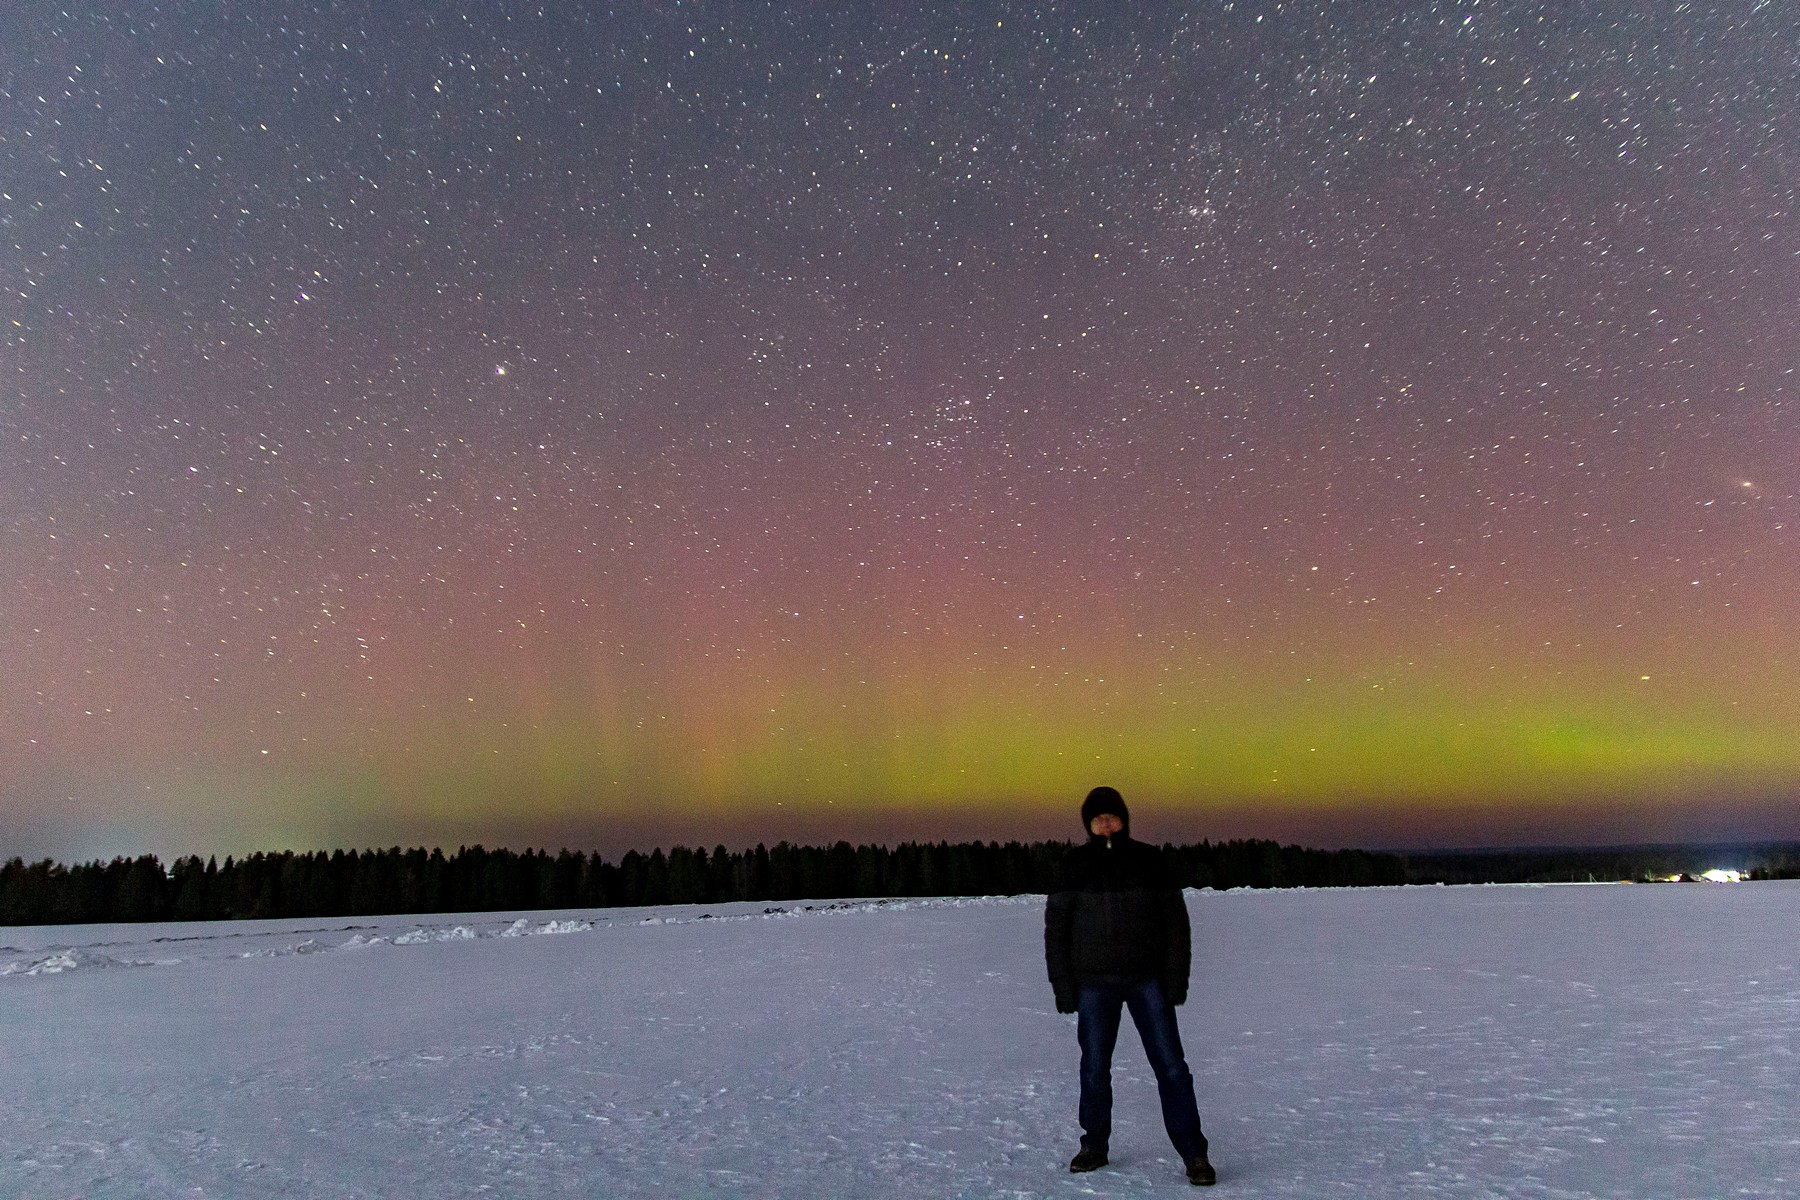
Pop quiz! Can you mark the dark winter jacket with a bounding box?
[1044,825,1191,1011]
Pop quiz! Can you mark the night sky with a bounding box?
[4,2,1796,862]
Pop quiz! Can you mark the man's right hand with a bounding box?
[1054,990,1078,1014]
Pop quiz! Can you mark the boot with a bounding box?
[1069,1143,1108,1173]
[1185,1153,1217,1186]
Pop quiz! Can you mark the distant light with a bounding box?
[1699,869,1742,884]
[494,365,508,376]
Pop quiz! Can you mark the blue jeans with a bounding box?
[1076,978,1208,1160]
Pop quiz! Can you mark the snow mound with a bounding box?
[1,948,152,976]
[501,917,592,936]
[393,925,478,945]
[238,936,331,958]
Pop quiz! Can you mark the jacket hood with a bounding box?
[1080,786,1130,839]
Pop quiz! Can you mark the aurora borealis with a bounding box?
[3,2,1796,861]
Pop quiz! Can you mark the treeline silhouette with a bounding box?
[1402,842,1800,885]
[0,838,1405,926]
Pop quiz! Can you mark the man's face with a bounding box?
[1089,812,1123,837]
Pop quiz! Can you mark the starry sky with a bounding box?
[4,2,1797,862]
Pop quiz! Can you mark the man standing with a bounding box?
[1045,786,1215,1186]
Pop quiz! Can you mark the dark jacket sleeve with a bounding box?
[1044,863,1078,1010]
[1159,857,1191,1004]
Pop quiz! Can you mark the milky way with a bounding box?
[4,2,1796,859]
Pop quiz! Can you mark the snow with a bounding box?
[2,882,1795,1197]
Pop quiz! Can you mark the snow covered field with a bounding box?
[2,881,1795,1198]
